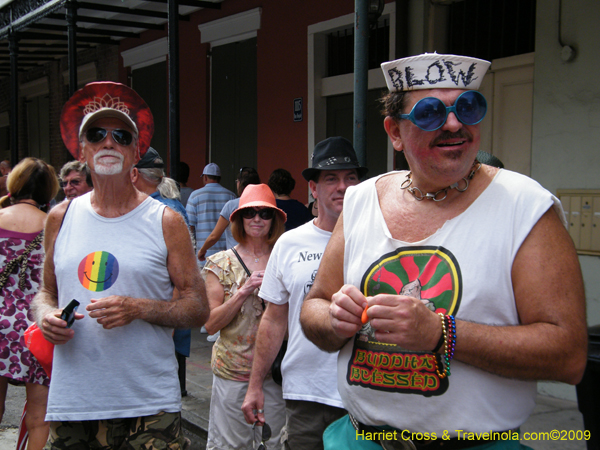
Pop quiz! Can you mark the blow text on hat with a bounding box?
[381,53,491,92]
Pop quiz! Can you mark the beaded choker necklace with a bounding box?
[401,161,482,202]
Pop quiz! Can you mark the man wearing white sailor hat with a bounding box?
[300,53,587,450]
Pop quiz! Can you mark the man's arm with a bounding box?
[300,214,359,352]
[451,207,587,383]
[32,201,83,344]
[87,208,209,329]
[241,301,288,425]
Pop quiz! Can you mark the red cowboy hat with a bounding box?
[60,82,154,159]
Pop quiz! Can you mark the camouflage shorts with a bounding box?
[45,411,189,450]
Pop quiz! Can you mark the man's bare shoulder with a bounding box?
[161,207,193,251]
[374,171,405,200]
[161,205,187,230]
[46,200,70,229]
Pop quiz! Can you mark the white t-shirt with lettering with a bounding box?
[259,220,343,408]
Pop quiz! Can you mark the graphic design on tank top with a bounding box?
[347,246,461,397]
[78,251,120,292]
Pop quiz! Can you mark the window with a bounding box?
[327,18,390,77]
[447,0,535,61]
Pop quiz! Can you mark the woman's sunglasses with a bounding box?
[85,127,134,146]
[241,208,275,220]
[399,90,487,131]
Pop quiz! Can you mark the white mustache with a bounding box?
[94,150,124,164]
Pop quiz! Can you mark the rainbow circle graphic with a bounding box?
[78,251,119,292]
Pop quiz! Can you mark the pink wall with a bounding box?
[119,0,357,198]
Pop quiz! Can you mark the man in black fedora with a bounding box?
[242,136,367,450]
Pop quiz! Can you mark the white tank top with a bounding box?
[338,169,564,435]
[46,193,180,421]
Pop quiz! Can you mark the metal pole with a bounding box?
[66,1,78,96]
[168,0,180,181]
[9,32,18,166]
[353,0,368,169]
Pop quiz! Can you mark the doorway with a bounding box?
[210,38,257,194]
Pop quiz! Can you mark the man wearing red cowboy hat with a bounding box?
[33,82,209,449]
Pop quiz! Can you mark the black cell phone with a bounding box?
[60,299,80,328]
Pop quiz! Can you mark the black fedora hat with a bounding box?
[302,137,368,181]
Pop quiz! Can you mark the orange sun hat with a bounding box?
[60,82,154,159]
[230,184,287,223]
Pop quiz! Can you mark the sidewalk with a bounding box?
[181,328,589,450]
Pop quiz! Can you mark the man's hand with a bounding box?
[197,248,207,261]
[241,385,266,426]
[331,285,440,351]
[366,294,440,351]
[329,284,367,339]
[40,309,84,345]
[87,296,139,329]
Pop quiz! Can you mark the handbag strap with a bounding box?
[230,247,266,310]
[0,230,44,291]
[230,247,251,277]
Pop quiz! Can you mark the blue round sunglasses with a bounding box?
[399,90,487,131]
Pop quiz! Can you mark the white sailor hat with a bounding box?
[381,53,491,92]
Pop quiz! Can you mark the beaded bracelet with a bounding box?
[434,314,457,379]
[434,313,448,378]
[446,314,456,362]
[432,324,445,353]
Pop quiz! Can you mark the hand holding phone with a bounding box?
[60,299,80,328]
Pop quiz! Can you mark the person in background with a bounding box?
[0,157,60,450]
[32,81,209,449]
[132,147,188,224]
[59,160,93,200]
[300,53,587,449]
[186,163,236,260]
[0,159,12,197]
[267,168,313,231]
[0,160,10,176]
[202,184,287,450]
[242,138,366,450]
[198,168,261,342]
[131,147,192,397]
[197,167,260,262]
[177,161,194,208]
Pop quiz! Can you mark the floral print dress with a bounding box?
[202,249,265,382]
[0,227,49,386]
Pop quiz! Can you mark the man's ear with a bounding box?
[131,167,139,183]
[308,179,318,200]
[384,116,404,152]
[78,143,86,163]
